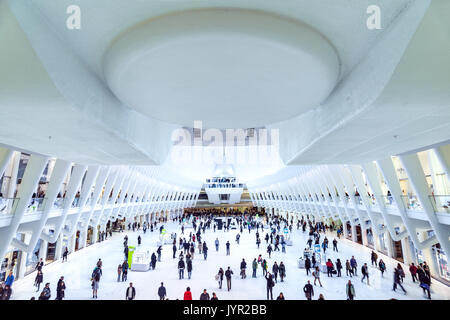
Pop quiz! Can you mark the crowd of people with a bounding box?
[0,207,439,300]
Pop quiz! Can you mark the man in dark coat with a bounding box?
[303,280,314,300]
[225,267,233,291]
[158,282,166,300]
[126,282,136,300]
[199,289,210,300]
[56,276,66,300]
[151,253,157,270]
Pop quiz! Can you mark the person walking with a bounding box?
[200,289,210,300]
[346,280,355,300]
[345,259,353,277]
[35,258,44,272]
[305,257,311,276]
[397,263,405,283]
[267,244,273,258]
[379,259,386,277]
[303,280,314,300]
[138,235,141,246]
[279,262,286,282]
[217,267,224,289]
[332,238,338,252]
[370,250,378,267]
[158,282,166,300]
[117,264,122,282]
[252,258,258,278]
[262,259,268,277]
[265,272,274,300]
[326,259,334,277]
[157,246,162,262]
[203,242,208,260]
[126,282,136,300]
[5,271,14,288]
[34,270,43,291]
[350,256,358,276]
[225,267,233,291]
[392,267,407,295]
[215,238,219,252]
[173,243,177,259]
[226,241,230,255]
[55,276,66,300]
[240,259,247,279]
[409,263,418,283]
[62,247,68,262]
[187,258,193,279]
[420,272,431,299]
[122,260,129,281]
[211,292,219,300]
[178,258,185,279]
[361,263,369,285]
[151,252,157,270]
[312,266,322,287]
[336,259,342,277]
[272,262,279,283]
[190,243,195,260]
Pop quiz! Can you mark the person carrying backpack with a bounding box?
[91,266,102,299]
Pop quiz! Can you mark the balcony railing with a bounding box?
[429,195,450,214]
[0,197,20,215]
[27,197,45,213]
[400,195,422,210]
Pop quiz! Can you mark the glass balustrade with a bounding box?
[0,197,20,215]
[429,195,450,214]
[27,197,45,213]
[378,195,395,207]
[354,195,363,205]
[400,195,422,210]
[53,198,65,209]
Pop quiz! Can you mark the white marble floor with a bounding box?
[9,220,450,300]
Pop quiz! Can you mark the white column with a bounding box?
[385,230,394,258]
[54,235,64,261]
[17,233,31,279]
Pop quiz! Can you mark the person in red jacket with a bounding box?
[326,259,334,277]
[184,287,193,300]
[409,263,418,283]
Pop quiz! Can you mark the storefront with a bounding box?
[346,222,352,240]
[393,240,404,262]
[46,230,56,262]
[74,231,80,251]
[0,250,18,282]
[378,233,388,254]
[86,227,94,246]
[366,228,374,248]
[432,246,449,282]
[355,225,363,244]
[24,238,41,276]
